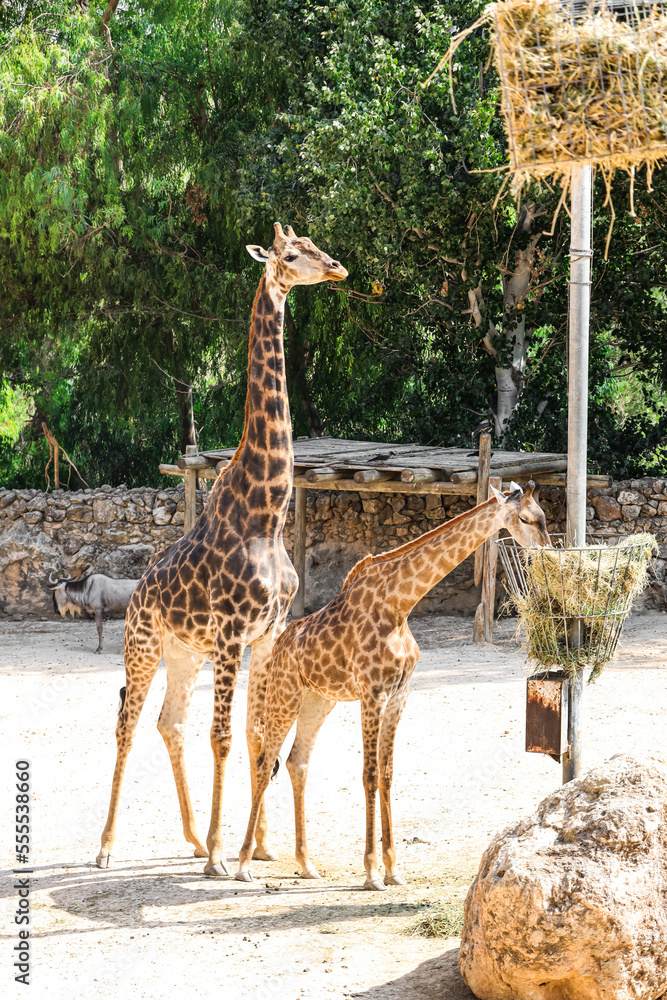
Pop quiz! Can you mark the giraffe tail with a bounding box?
[271,756,280,780]
[118,686,127,715]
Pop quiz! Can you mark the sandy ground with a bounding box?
[1,609,666,1000]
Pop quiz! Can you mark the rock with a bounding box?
[152,505,173,526]
[591,496,621,522]
[125,503,150,524]
[66,506,93,523]
[93,498,117,523]
[0,491,16,508]
[622,504,642,522]
[459,753,667,1000]
[617,489,644,505]
[23,511,43,525]
[0,522,64,615]
[27,495,48,512]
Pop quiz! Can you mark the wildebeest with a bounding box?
[48,573,139,653]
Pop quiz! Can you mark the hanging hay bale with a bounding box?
[500,533,657,678]
[424,0,667,249]
[491,0,667,189]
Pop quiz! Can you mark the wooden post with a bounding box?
[183,444,198,534]
[292,486,307,618]
[482,477,501,642]
[474,433,492,587]
[54,444,60,490]
[473,474,501,643]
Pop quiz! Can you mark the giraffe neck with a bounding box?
[214,274,293,521]
[366,498,503,616]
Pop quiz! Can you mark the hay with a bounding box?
[423,0,667,251]
[510,533,657,678]
[492,0,667,188]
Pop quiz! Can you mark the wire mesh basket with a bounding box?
[491,0,667,185]
[497,532,656,676]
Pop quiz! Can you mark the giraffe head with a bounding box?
[246,223,348,289]
[489,480,551,548]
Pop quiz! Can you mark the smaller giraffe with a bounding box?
[236,482,550,889]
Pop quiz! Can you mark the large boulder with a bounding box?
[459,753,667,1000]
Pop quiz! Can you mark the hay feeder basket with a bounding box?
[497,532,655,775]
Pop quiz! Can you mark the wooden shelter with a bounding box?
[160,435,609,642]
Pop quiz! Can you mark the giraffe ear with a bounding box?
[509,481,523,496]
[246,244,270,262]
[489,484,508,505]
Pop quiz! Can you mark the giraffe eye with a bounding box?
[519,516,530,525]
[284,254,298,262]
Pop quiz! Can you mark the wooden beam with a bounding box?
[292,487,307,618]
[292,475,477,495]
[490,457,568,477]
[159,463,218,479]
[474,433,492,587]
[400,468,440,484]
[305,467,345,483]
[353,469,395,484]
[177,454,212,470]
[450,470,478,484]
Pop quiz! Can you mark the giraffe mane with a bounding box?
[212,277,265,485]
[341,495,498,588]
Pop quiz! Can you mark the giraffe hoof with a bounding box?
[300,868,321,880]
[96,852,112,869]
[204,862,231,878]
[192,847,208,858]
[234,869,253,882]
[384,874,407,886]
[252,848,278,862]
[363,879,387,892]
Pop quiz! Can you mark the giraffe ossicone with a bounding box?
[236,483,550,889]
[95,224,346,875]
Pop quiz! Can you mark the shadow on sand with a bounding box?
[353,944,475,999]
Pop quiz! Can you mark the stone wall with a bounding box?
[2,476,667,619]
[0,484,205,617]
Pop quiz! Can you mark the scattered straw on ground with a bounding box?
[406,901,466,939]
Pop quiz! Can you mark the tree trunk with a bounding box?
[285,301,323,436]
[173,374,197,454]
[494,203,544,442]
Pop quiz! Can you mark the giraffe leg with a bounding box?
[286,689,336,879]
[204,640,244,878]
[94,609,104,653]
[157,638,206,858]
[96,645,161,868]
[245,632,278,862]
[361,691,389,891]
[236,645,303,882]
[378,678,411,886]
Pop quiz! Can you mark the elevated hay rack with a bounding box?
[498,532,657,678]
[493,0,667,192]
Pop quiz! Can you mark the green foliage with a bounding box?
[1,0,667,488]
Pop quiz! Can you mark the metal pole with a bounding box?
[563,669,585,783]
[292,486,307,618]
[563,162,592,783]
[566,162,592,548]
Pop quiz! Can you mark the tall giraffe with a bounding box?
[96,223,347,875]
[236,483,550,889]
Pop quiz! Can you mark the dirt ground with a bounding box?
[1,609,666,1000]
